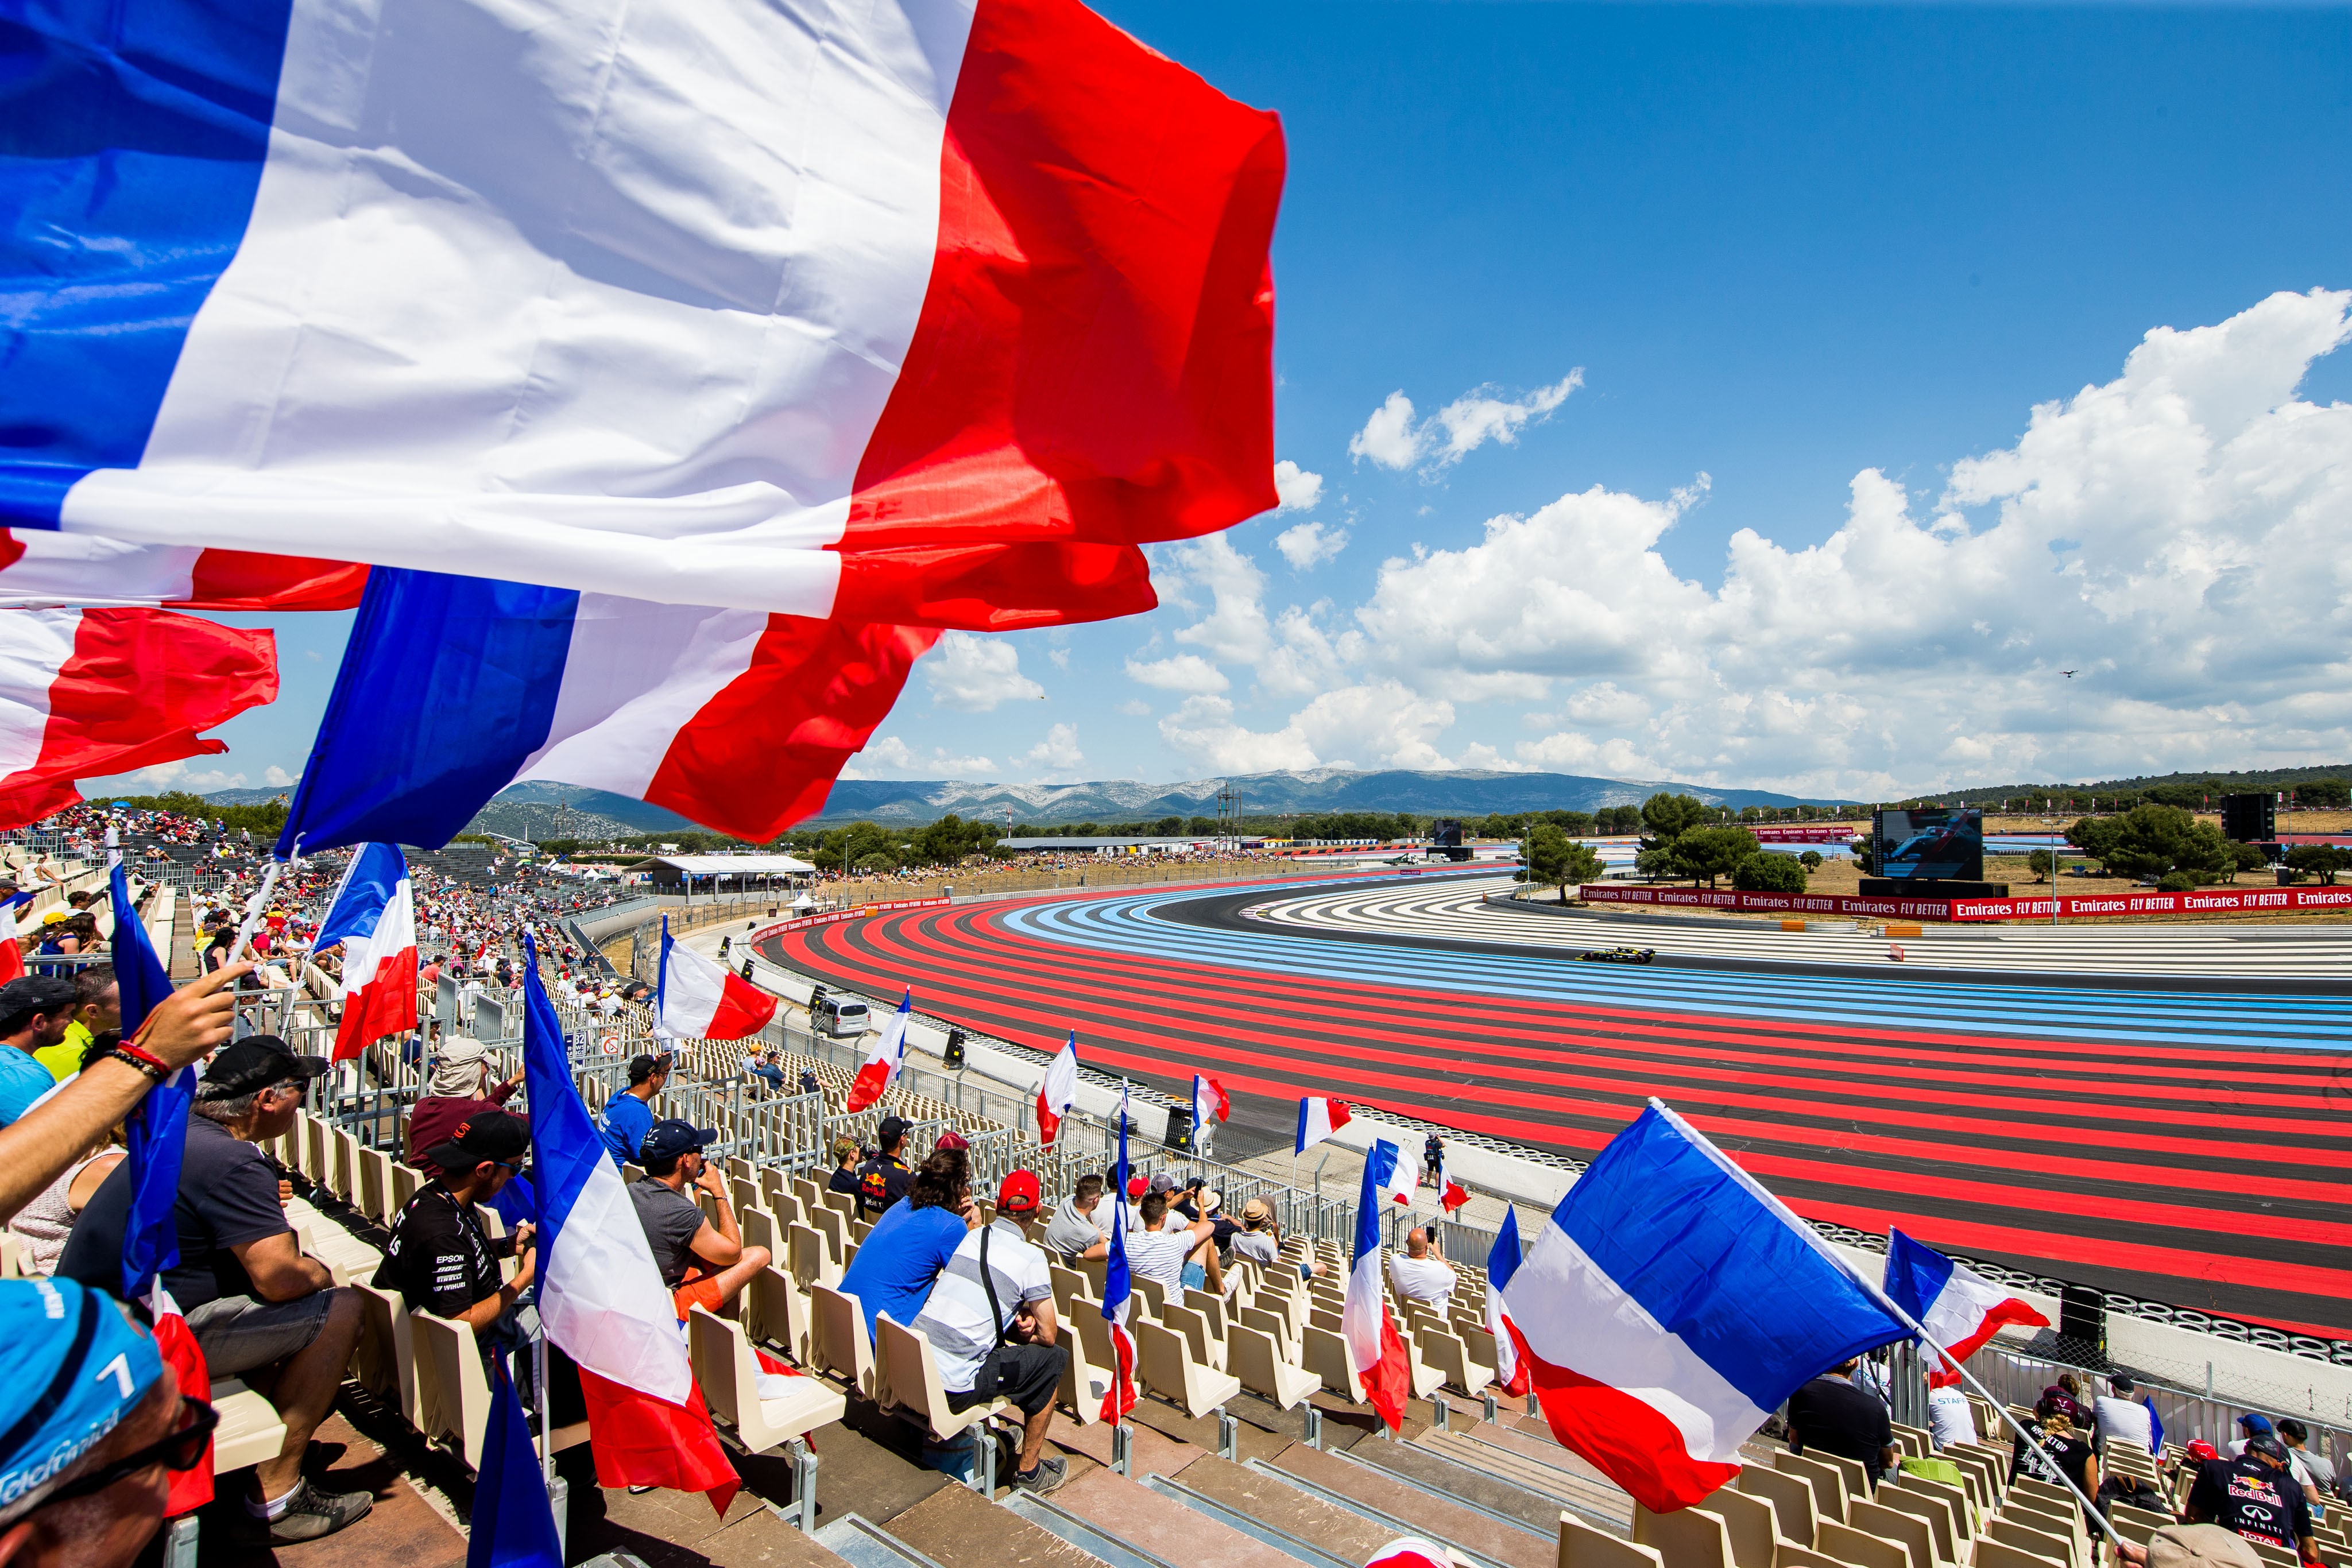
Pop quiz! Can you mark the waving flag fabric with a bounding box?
[1296,1096,1351,1156]
[112,851,186,1304]
[1437,1147,1470,1215]
[1038,1032,1078,1147]
[1363,1540,1452,1568]
[653,920,777,1042]
[274,571,935,850]
[0,533,362,611]
[3,0,1282,622]
[1882,1229,2049,1368]
[1344,1139,1413,1434]
[519,935,737,1511]
[0,892,32,985]
[468,1356,563,1568]
[0,609,276,830]
[1486,1207,1527,1398]
[844,990,915,1114]
[1192,1074,1229,1142]
[1504,1101,1908,1512]
[315,843,419,1062]
[1100,1087,1138,1423]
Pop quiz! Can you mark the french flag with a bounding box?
[519,935,737,1512]
[0,892,34,985]
[653,919,777,1043]
[1037,1032,1078,1148]
[1486,1208,1528,1399]
[844,989,915,1115]
[315,843,420,1063]
[1437,1145,1470,1216]
[1363,1540,1453,1568]
[0,608,276,832]
[1344,1140,1414,1434]
[1503,1101,1908,1513]
[1192,1074,1230,1144]
[0,533,363,612]
[1296,1095,1352,1156]
[1100,1088,1138,1423]
[1881,1229,2049,1370]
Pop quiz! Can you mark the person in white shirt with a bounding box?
[1386,1227,1456,1308]
[1928,1382,1978,1450]
[1124,1192,1218,1295]
[2094,1374,2156,1455]
[908,1170,1067,1495]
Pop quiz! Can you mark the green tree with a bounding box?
[2297,778,2350,810]
[1798,850,1824,871]
[1523,826,1605,902]
[2226,841,2267,883]
[2079,804,2231,883]
[1731,852,1806,893]
[2026,849,2056,882]
[1187,816,1217,835]
[2284,845,2350,886]
[1595,805,1642,835]
[1674,826,1761,888]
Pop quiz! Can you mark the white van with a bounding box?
[814,996,871,1037]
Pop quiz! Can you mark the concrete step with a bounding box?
[1262,1441,1556,1568]
[1417,1428,1631,1530]
[1051,1462,1312,1568]
[881,1470,1112,1568]
[1174,1453,1413,1565]
[1333,1435,1568,1538]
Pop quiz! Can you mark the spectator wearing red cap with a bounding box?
[909,1171,1067,1495]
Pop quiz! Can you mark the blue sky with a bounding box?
[104,2,2352,803]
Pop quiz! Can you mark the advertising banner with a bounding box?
[1579,882,2352,923]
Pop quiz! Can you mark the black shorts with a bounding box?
[946,1342,1067,1419]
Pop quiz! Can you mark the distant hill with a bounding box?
[1930,765,2351,805]
[199,788,296,807]
[803,768,1838,826]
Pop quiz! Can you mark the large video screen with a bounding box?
[1873,807,1984,882]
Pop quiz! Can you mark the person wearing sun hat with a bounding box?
[0,1276,193,1568]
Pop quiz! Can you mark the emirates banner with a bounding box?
[1578,883,2352,923]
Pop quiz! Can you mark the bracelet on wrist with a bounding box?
[114,1042,173,1078]
[105,1049,168,1084]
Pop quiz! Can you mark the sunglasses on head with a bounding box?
[44,1397,218,1504]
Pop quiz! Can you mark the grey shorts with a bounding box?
[184,1291,335,1377]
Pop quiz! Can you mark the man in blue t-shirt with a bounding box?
[597,1052,669,1166]
[0,977,78,1127]
[838,1145,977,1337]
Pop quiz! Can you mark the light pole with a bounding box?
[2053,669,2077,928]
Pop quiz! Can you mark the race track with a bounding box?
[760,869,2352,1338]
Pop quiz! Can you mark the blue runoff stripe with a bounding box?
[277,568,579,854]
[1000,889,2351,1051]
[0,0,296,522]
[1557,1105,1907,1413]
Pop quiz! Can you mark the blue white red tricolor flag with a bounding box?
[1881,1228,2049,1370]
[844,989,915,1114]
[1296,1095,1352,1156]
[1485,1207,1527,1399]
[1503,1101,1908,1512]
[1363,1539,1453,1568]
[1193,1075,1229,1142]
[519,935,737,1512]
[1038,1033,1079,1148]
[1100,1087,1138,1423]
[1344,1140,1414,1434]
[1437,1145,1469,1215]
[315,843,419,1062]
[0,892,33,985]
[468,1355,563,1568]
[653,920,776,1043]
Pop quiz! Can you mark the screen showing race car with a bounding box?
[1873,807,1984,881]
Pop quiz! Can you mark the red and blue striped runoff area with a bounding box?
[760,870,2352,1341]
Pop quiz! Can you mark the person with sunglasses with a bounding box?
[375,1112,537,1357]
[0,1277,211,1567]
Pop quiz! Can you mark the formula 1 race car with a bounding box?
[1576,946,1657,964]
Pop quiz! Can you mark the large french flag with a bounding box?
[1344,1140,1414,1434]
[518,935,737,1511]
[1504,1102,1908,1513]
[315,843,420,1062]
[1037,1032,1078,1147]
[0,608,277,831]
[2,0,1281,622]
[844,989,915,1114]
[653,920,777,1043]
[1881,1229,2049,1369]
[1296,1095,1352,1156]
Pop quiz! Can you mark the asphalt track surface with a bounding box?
[761,869,2352,1338]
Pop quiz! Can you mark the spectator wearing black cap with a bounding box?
[2095,1373,2156,1457]
[376,1111,537,1352]
[627,1120,770,1318]
[59,1035,369,1544]
[597,1051,669,1167]
[0,975,80,1125]
[2189,1431,2318,1561]
[1788,1357,1898,1484]
[854,1116,916,1219]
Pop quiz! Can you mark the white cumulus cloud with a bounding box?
[840,737,999,780]
[1124,654,1230,694]
[923,631,1045,712]
[1021,723,1084,776]
[1274,520,1349,571]
[1274,460,1325,512]
[1348,371,1583,472]
[137,761,247,792]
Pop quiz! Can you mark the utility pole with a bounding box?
[2055,669,2077,929]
